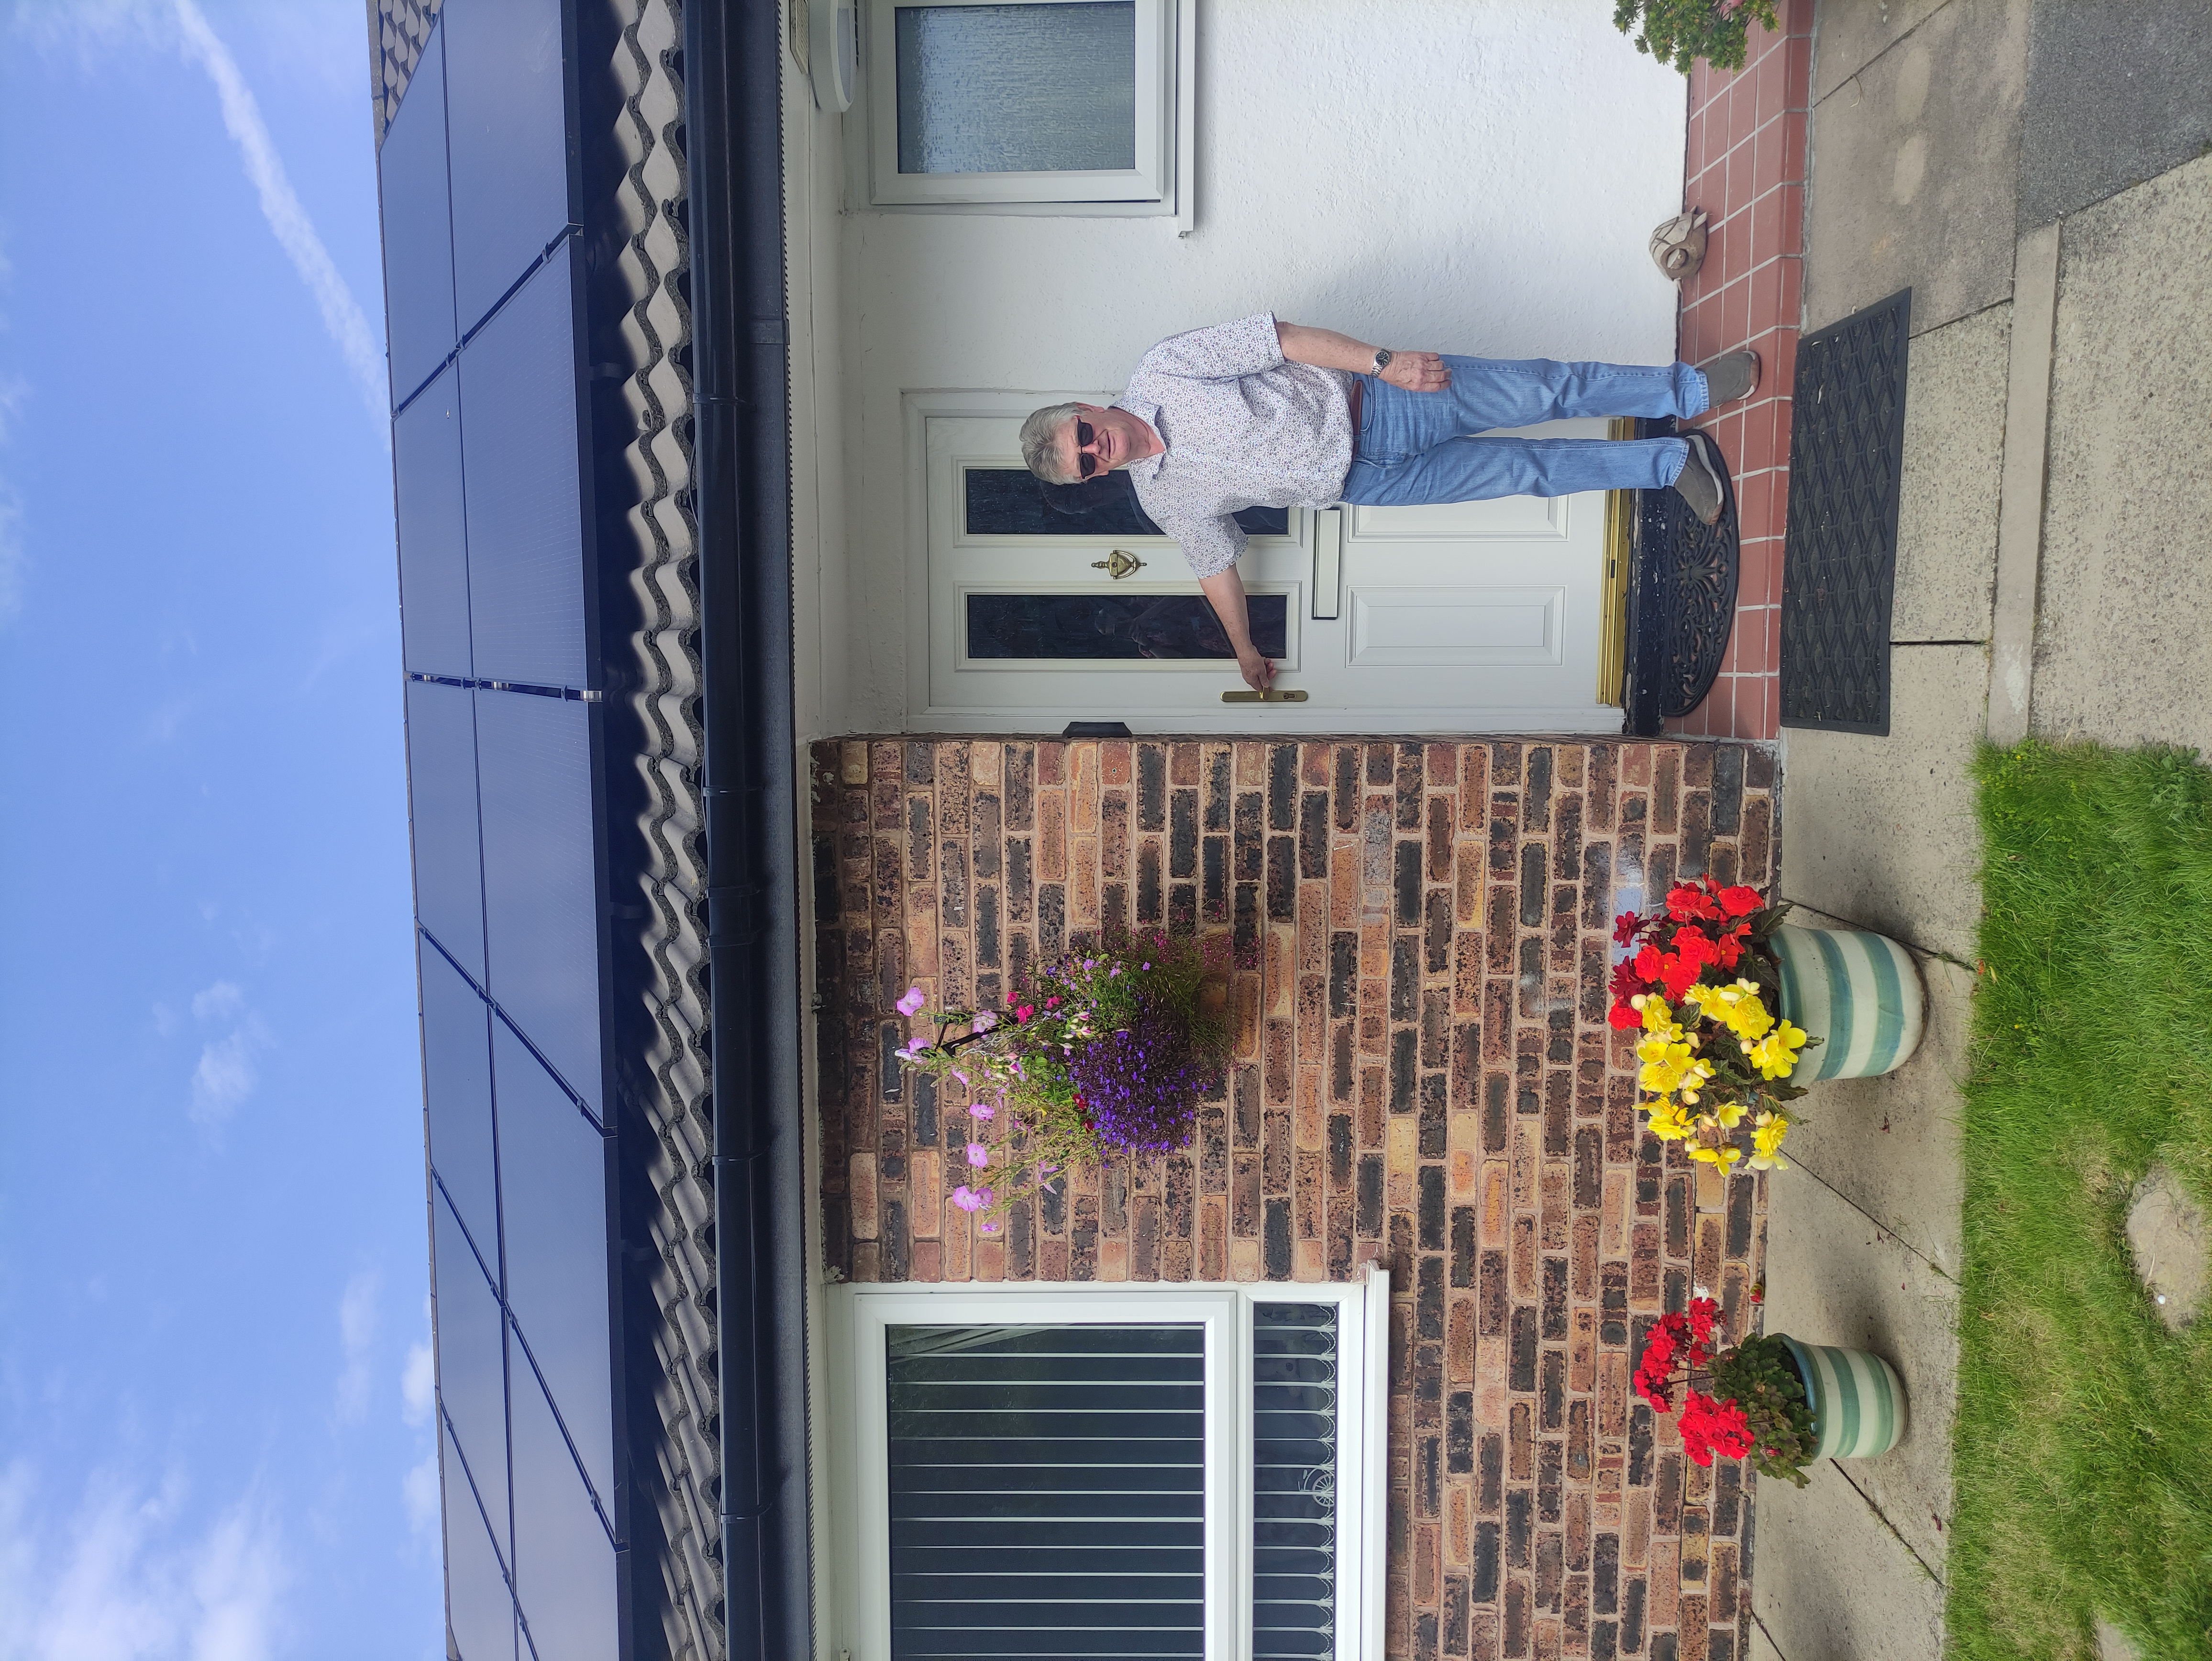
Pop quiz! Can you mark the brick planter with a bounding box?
[809,736,1778,1661]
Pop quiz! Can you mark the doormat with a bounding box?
[1621,422,1739,736]
[1780,288,1913,734]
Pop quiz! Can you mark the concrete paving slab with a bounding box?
[1893,303,2009,643]
[1775,946,1971,1277]
[2029,150,2212,750]
[1759,1164,1958,1603]
[1778,644,1988,961]
[1811,0,1954,103]
[1803,0,2031,335]
[2018,0,2212,230]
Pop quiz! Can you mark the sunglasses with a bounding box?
[1075,419,1101,478]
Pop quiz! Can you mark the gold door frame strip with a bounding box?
[1596,417,1635,706]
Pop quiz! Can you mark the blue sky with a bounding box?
[0,3,439,1656]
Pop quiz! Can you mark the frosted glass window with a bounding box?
[895,3,1136,175]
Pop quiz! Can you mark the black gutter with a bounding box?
[683,3,812,1660]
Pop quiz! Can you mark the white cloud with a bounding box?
[184,982,271,1134]
[400,1455,440,1543]
[188,982,242,1023]
[334,1272,379,1426]
[0,1463,289,1661]
[166,0,386,432]
[400,1340,434,1431]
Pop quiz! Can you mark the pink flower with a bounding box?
[896,986,927,1018]
[970,1010,999,1032]
[979,1219,1002,1235]
[969,1103,995,1119]
[951,1185,983,1212]
[966,1142,990,1167]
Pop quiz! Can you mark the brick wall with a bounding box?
[808,736,1779,1661]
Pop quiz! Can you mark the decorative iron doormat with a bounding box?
[1780,288,1913,734]
[1621,425,1739,735]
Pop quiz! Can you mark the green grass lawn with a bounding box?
[1953,741,2212,1659]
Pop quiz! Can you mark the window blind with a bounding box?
[886,1323,1206,1659]
[1251,1304,1338,1660]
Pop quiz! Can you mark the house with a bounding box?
[369,0,1776,1657]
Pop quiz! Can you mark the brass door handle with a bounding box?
[1091,549,1145,579]
[1222,688,1308,702]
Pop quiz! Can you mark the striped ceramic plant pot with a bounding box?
[1778,1335,1908,1460]
[1770,924,1925,1081]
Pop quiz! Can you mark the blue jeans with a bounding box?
[1338,357,1707,506]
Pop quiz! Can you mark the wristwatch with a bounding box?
[1371,348,1393,376]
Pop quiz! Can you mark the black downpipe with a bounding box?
[684,2,810,1659]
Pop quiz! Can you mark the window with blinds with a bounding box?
[1252,1304,1338,1660]
[886,1323,1206,1659]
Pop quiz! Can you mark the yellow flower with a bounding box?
[1638,994,1677,1035]
[1707,1100,1748,1130]
[1687,1141,1743,1170]
[1747,1019,1809,1080]
[1747,1110,1792,1170]
[1645,1102,1694,1141]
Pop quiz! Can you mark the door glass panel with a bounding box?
[895,3,1135,175]
[966,592,1286,660]
[964,467,1289,540]
[886,1322,1205,1659]
[1252,1303,1338,1660]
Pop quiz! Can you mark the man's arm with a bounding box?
[1200,567,1275,692]
[1275,321,1452,392]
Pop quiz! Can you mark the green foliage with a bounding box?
[1610,0,1780,74]
[1953,739,2212,1660]
[1707,1333,1816,1486]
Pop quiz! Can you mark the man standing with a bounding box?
[1020,314,1754,693]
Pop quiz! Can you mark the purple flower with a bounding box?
[1065,1013,1217,1152]
[970,1103,995,1119]
[951,1185,983,1212]
[966,1142,990,1167]
[896,986,927,1018]
[979,1218,1002,1235]
[895,1038,932,1062]
[970,1010,998,1032]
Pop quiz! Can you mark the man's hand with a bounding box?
[1237,649,1276,693]
[1381,351,1451,393]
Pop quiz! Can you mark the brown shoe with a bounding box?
[1698,350,1761,408]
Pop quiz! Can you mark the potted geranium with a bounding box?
[890,930,1233,1226]
[1637,1297,1909,1477]
[1608,875,1815,1173]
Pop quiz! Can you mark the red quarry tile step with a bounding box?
[1666,6,1812,741]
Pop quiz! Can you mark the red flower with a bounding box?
[1609,959,1650,1003]
[1015,1005,1035,1023]
[1608,1001,1643,1031]
[1613,910,1648,947]
[1667,884,1720,922]
[1634,944,1664,983]
[1716,884,1763,918]
[1714,925,1747,970]
[1659,952,1702,1001]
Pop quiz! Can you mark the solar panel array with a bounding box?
[378,5,624,1657]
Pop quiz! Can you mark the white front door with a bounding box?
[912,411,1620,733]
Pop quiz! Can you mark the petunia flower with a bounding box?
[970,1103,995,1119]
[896,986,928,1018]
[951,1185,983,1212]
[966,1142,990,1167]
[970,1010,998,1032]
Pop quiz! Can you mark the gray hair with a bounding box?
[1020,402,1085,485]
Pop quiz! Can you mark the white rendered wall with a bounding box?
[788,0,1690,736]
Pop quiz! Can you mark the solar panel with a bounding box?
[420,941,498,1257]
[394,365,473,677]
[508,1355,621,1661]
[440,1419,519,1661]
[474,689,603,1118]
[433,1189,510,1548]
[493,1019,614,1507]
[376,20,457,405]
[443,0,574,334]
[459,251,589,691]
[403,679,487,980]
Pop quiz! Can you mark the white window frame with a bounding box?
[826,1267,1389,1661]
[863,0,1192,217]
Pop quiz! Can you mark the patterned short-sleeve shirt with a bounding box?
[1117,312,1357,579]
